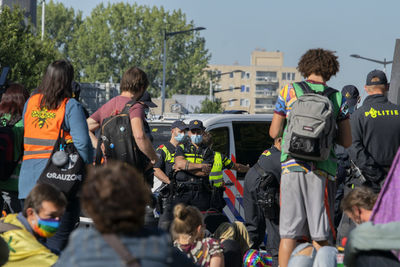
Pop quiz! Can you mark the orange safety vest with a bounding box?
[23,94,71,161]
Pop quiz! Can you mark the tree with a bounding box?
[37,0,83,59]
[200,98,224,113]
[69,2,211,96]
[0,6,59,91]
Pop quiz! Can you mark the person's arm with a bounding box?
[154,168,170,184]
[87,117,100,149]
[131,117,157,164]
[336,119,352,148]
[65,99,93,164]
[174,155,211,176]
[232,163,250,173]
[209,253,224,267]
[243,170,266,248]
[269,113,286,139]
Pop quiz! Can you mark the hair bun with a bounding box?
[173,203,188,220]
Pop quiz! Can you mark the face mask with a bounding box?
[174,133,185,142]
[32,213,60,238]
[191,134,203,145]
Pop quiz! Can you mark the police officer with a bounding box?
[201,131,249,211]
[243,137,281,266]
[349,70,400,192]
[173,120,212,211]
[154,120,188,230]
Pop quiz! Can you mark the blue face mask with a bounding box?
[191,134,203,145]
[174,133,185,142]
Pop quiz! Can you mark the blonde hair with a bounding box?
[171,204,203,238]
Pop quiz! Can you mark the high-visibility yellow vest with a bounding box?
[159,144,184,164]
[183,144,204,164]
[209,152,223,187]
[0,214,58,267]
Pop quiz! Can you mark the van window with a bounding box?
[232,122,273,177]
[149,124,171,149]
[209,127,230,157]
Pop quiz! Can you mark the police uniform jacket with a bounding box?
[243,145,281,248]
[349,94,400,182]
[175,143,208,184]
[154,142,177,178]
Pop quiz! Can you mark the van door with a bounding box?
[207,123,239,222]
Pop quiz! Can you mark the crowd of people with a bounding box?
[0,47,399,267]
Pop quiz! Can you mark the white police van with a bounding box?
[149,113,274,223]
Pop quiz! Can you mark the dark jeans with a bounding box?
[46,197,80,254]
[356,250,400,267]
[158,196,173,231]
[265,217,279,267]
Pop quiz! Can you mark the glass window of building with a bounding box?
[292,73,296,80]
[241,71,245,79]
[246,72,250,79]
[229,72,234,78]
[246,86,250,92]
[229,85,234,92]
[240,85,245,92]
[282,72,286,80]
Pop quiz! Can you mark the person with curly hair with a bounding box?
[171,203,224,267]
[56,161,196,267]
[269,48,352,267]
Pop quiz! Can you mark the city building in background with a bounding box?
[208,49,301,114]
[0,0,37,26]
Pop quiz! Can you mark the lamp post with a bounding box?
[39,0,45,40]
[161,26,206,117]
[350,54,393,73]
[209,70,244,101]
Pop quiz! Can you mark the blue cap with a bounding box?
[171,120,188,130]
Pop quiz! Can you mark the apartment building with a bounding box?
[208,49,301,114]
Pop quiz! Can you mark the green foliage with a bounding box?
[0,6,58,91]
[200,98,224,113]
[57,2,211,96]
[37,0,83,58]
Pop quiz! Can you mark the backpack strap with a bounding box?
[0,221,21,233]
[121,99,137,115]
[102,234,141,267]
[296,81,314,94]
[296,82,338,98]
[322,87,338,98]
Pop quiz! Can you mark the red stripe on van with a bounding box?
[225,187,236,206]
[225,169,244,196]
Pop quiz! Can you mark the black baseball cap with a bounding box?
[139,91,157,108]
[189,120,204,130]
[366,69,388,86]
[341,85,360,107]
[171,120,188,130]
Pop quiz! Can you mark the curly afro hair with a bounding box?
[297,48,339,82]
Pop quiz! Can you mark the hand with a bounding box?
[202,164,212,174]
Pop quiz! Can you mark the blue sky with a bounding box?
[57,0,400,100]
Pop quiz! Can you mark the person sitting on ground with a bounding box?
[342,187,400,267]
[0,183,66,267]
[56,161,196,267]
[172,204,225,267]
[213,221,251,267]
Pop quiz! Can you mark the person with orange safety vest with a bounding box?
[18,60,92,254]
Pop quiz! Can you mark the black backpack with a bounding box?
[0,117,20,180]
[95,100,145,169]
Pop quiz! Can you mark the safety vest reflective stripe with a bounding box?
[185,156,203,164]
[24,150,53,156]
[210,152,223,187]
[24,137,56,147]
[23,94,71,161]
[161,146,175,163]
